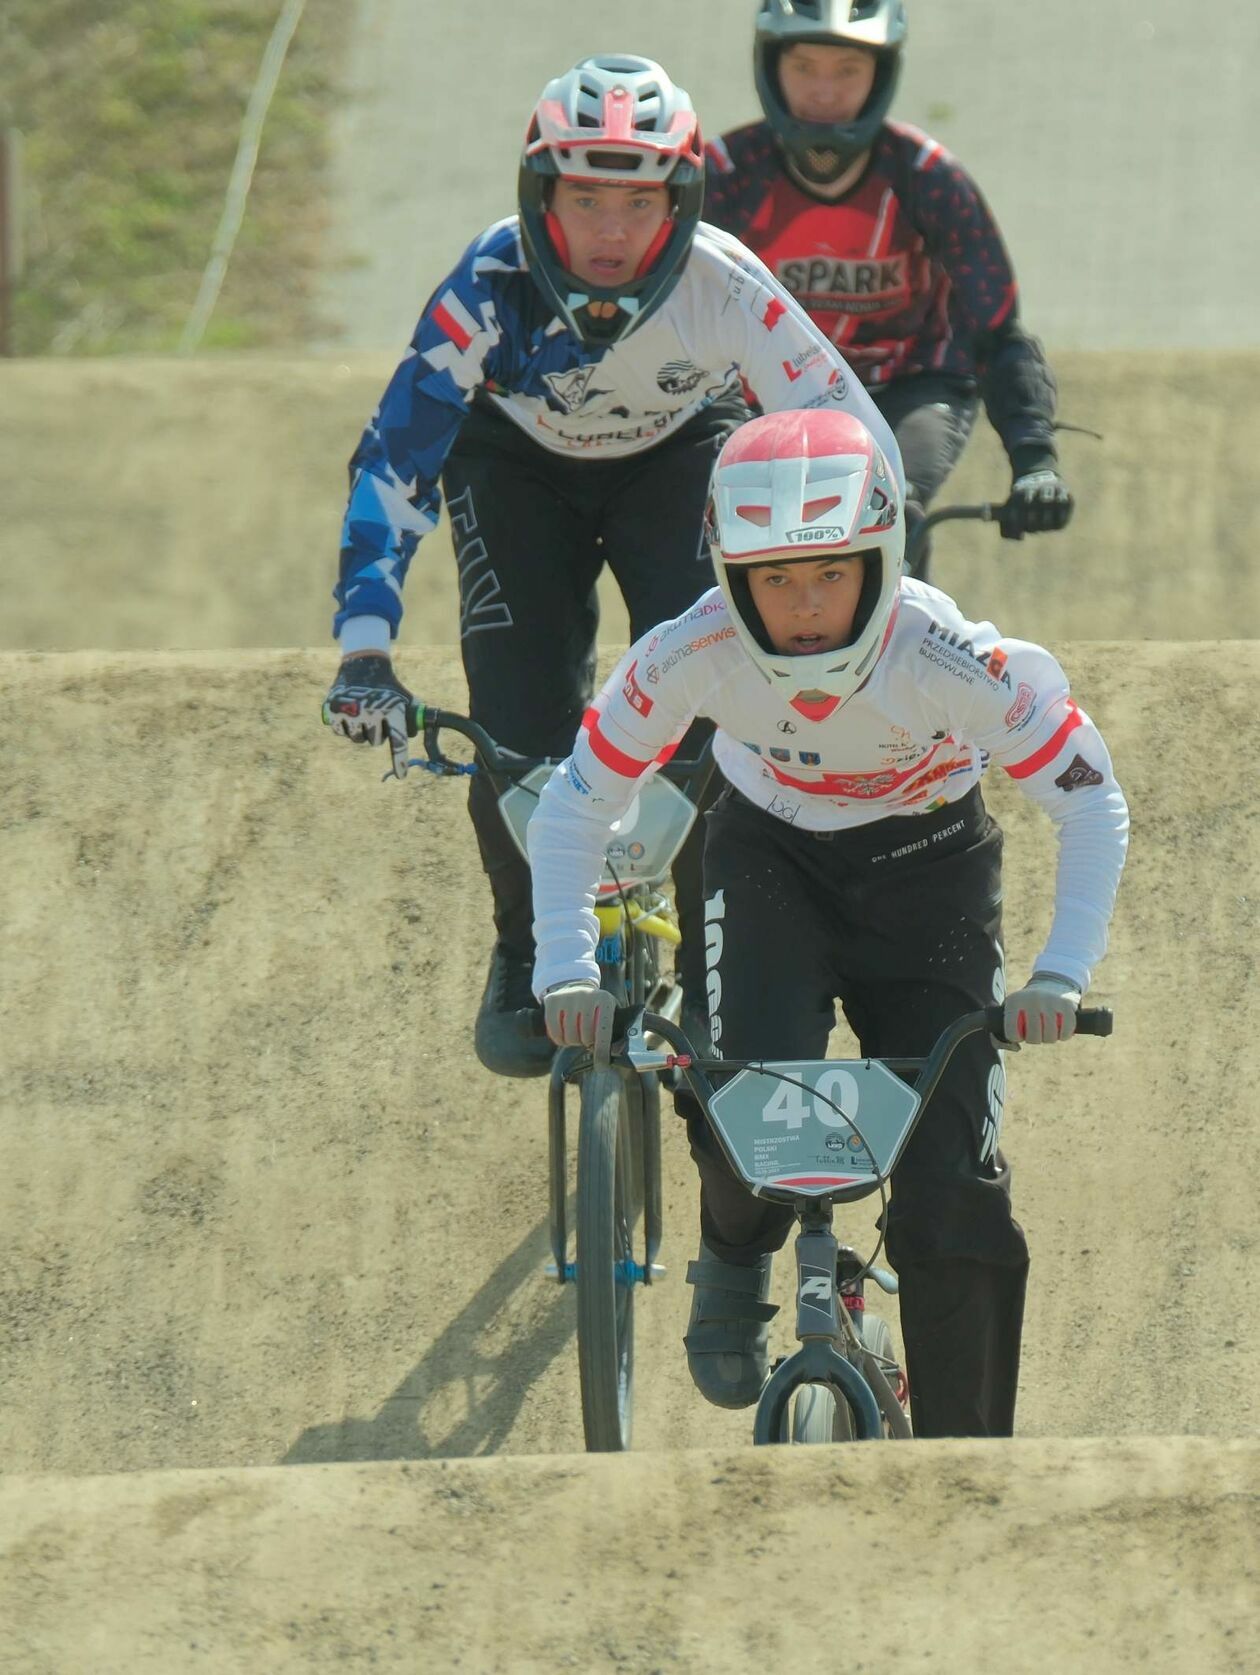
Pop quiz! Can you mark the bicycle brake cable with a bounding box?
[738,1063,891,1286]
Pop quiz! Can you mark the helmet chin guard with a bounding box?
[518,55,705,346]
[709,409,904,707]
[754,0,908,185]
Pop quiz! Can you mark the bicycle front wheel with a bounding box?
[789,1314,906,1442]
[788,1383,853,1444]
[576,1068,639,1452]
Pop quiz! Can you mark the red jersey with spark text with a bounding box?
[705,120,1020,387]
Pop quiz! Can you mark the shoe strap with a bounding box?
[686,1258,768,1295]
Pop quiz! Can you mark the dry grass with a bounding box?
[0,0,346,352]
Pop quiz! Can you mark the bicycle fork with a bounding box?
[753,1203,906,1443]
[544,1050,665,1288]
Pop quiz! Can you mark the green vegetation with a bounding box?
[0,0,345,353]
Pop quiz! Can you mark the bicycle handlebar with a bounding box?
[604,1000,1111,1072]
[406,703,715,792]
[405,704,543,779]
[903,501,1006,569]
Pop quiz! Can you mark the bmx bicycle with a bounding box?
[396,704,714,1452]
[583,998,1114,1445]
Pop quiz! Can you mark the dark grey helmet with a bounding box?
[754,1,908,186]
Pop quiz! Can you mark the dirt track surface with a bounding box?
[2,641,1258,1665]
[3,1441,1257,1674]
[4,353,1259,655]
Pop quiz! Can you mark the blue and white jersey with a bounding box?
[335,217,903,640]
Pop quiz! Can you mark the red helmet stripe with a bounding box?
[544,210,571,269]
[602,86,635,141]
[634,215,674,277]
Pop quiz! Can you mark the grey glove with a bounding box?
[542,980,617,1058]
[322,653,415,779]
[1001,468,1074,539]
[1002,971,1082,1045]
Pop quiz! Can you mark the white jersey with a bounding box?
[529,581,1129,997]
[484,222,903,466]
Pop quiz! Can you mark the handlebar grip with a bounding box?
[983,1003,1113,1041]
[1075,1008,1113,1036]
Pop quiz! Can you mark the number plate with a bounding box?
[707,1060,921,1199]
[498,766,696,889]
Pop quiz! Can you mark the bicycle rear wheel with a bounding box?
[576,1068,639,1451]
[858,1311,911,1437]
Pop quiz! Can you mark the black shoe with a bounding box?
[473,942,553,1079]
[683,1240,777,1409]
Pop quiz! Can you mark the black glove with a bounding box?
[1000,466,1074,541]
[322,653,416,779]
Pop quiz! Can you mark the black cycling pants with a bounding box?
[441,398,746,996]
[687,784,1029,1437]
[874,374,980,580]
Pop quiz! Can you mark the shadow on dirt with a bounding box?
[281,1215,575,1464]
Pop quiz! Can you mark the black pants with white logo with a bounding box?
[686,783,1029,1437]
[441,396,747,997]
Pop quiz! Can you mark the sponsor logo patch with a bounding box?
[647,625,737,682]
[919,623,1014,689]
[542,362,609,414]
[781,347,827,383]
[566,762,601,801]
[1004,682,1037,730]
[776,255,909,318]
[1054,753,1104,793]
[787,525,844,544]
[622,659,653,718]
[656,359,706,395]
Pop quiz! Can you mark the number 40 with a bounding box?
[761,1069,861,1131]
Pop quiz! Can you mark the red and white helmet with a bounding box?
[517,55,705,346]
[708,409,904,706]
